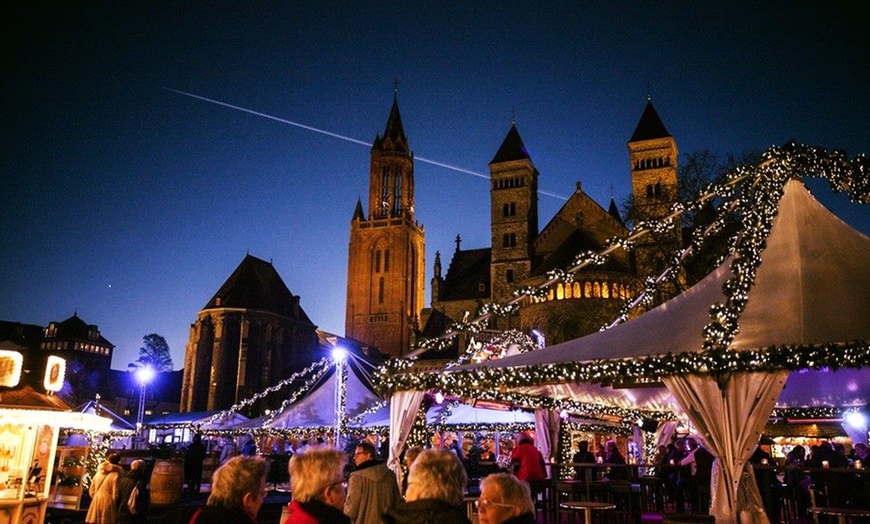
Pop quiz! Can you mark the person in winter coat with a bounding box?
[86,452,123,524]
[115,459,150,524]
[283,446,351,524]
[345,441,400,524]
[383,448,471,524]
[509,435,546,483]
[477,473,536,524]
[185,434,208,493]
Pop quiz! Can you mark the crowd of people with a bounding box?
[83,433,870,524]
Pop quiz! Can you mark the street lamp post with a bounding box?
[331,348,347,450]
[135,366,155,449]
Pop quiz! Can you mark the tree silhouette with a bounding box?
[130,333,174,372]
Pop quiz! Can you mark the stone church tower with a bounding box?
[627,97,682,280]
[345,96,425,358]
[489,124,539,329]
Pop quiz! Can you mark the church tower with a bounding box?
[489,123,538,316]
[345,95,425,358]
[627,98,682,281]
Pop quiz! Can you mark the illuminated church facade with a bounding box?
[424,99,681,348]
[345,98,682,354]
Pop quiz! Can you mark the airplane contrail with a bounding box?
[163,87,567,200]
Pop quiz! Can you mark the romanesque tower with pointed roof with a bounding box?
[488,124,539,329]
[345,96,425,358]
[627,98,682,280]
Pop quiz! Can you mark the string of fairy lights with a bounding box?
[374,143,869,402]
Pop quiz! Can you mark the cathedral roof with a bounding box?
[440,248,491,301]
[531,229,631,277]
[490,124,530,164]
[373,97,409,153]
[629,99,671,142]
[204,254,314,323]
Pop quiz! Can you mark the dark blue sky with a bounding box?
[3,2,868,369]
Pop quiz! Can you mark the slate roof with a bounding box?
[629,99,671,142]
[531,229,631,277]
[47,314,113,347]
[204,254,314,323]
[439,248,491,301]
[373,97,409,153]
[417,309,461,360]
[490,124,530,164]
[608,197,624,225]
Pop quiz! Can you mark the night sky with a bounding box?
[3,2,868,370]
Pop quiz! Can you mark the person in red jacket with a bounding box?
[510,435,547,483]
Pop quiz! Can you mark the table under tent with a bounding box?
[387,149,870,524]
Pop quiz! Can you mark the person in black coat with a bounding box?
[383,448,471,524]
[572,440,596,481]
[115,459,149,524]
[185,434,208,494]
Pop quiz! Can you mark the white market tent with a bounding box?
[262,355,387,433]
[390,174,870,523]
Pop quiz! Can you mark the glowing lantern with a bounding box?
[0,350,23,387]
[44,355,66,392]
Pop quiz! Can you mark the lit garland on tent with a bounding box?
[260,362,332,427]
[772,406,866,420]
[191,357,331,430]
[376,143,869,399]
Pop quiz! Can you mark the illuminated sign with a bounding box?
[0,350,23,387]
[44,356,66,392]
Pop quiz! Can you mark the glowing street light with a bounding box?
[135,366,155,449]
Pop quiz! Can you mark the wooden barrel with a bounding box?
[150,459,184,505]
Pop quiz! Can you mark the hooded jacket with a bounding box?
[345,459,401,524]
[86,461,123,524]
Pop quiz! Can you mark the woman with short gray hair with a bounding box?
[477,473,535,524]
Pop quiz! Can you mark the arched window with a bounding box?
[593,282,601,298]
[573,282,582,297]
[384,250,390,272]
[556,283,565,300]
[584,282,592,298]
[378,277,385,304]
[375,250,381,273]
[602,282,610,298]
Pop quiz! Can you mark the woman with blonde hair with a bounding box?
[383,448,471,524]
[283,446,351,524]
